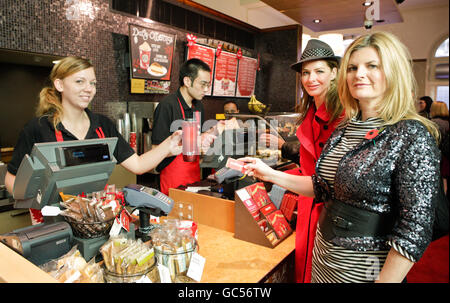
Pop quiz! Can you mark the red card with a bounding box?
[226,158,246,173]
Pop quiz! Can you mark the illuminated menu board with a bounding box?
[236,56,258,98]
[212,50,238,97]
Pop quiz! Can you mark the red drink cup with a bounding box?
[139,42,151,70]
[129,132,137,152]
[182,119,199,162]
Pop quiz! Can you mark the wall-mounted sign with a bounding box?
[212,50,238,97]
[186,43,216,96]
[236,56,257,98]
[129,24,176,81]
[131,79,170,94]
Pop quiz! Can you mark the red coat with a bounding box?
[289,103,341,283]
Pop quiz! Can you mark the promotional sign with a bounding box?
[130,79,170,94]
[129,24,176,80]
[212,50,238,97]
[186,43,216,96]
[236,56,257,98]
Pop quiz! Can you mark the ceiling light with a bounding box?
[362,1,373,6]
[313,19,321,23]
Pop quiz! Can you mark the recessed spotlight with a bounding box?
[362,1,373,6]
[313,19,321,23]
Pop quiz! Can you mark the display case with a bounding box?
[264,112,300,142]
[226,112,299,141]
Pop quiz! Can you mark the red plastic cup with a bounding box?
[182,119,199,162]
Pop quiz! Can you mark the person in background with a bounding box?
[224,100,239,114]
[261,39,344,283]
[151,58,216,195]
[417,96,434,118]
[4,56,182,225]
[241,31,440,283]
[430,101,449,137]
[430,101,449,194]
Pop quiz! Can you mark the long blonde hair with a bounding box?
[337,31,439,141]
[295,59,343,124]
[36,56,94,128]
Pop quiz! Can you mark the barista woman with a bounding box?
[242,32,440,282]
[262,39,344,283]
[4,56,182,224]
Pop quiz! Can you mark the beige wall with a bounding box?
[303,4,449,60]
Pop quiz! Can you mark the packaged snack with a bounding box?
[149,219,197,282]
[40,246,104,283]
[100,236,157,283]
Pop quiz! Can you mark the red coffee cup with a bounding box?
[182,119,199,162]
[139,42,151,70]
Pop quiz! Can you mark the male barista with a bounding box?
[152,58,215,195]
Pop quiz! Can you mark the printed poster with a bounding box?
[129,24,176,80]
[212,50,238,97]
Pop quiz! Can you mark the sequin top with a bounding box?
[312,118,440,262]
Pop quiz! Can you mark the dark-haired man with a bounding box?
[152,58,215,194]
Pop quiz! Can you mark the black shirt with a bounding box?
[7,108,134,175]
[151,88,204,172]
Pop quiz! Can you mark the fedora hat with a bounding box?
[290,39,340,72]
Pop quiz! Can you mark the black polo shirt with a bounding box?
[7,108,134,175]
[152,88,204,172]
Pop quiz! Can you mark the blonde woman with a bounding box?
[241,32,440,282]
[5,56,181,224]
[430,101,449,136]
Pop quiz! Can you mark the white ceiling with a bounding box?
[191,0,449,31]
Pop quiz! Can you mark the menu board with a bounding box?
[186,44,216,96]
[129,24,176,80]
[212,50,238,97]
[236,56,258,98]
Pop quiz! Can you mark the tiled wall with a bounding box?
[0,0,299,122]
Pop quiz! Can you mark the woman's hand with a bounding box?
[239,157,275,182]
[168,130,182,156]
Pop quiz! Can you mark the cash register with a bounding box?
[0,138,118,265]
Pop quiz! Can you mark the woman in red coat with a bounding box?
[289,39,343,283]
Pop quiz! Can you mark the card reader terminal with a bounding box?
[123,184,174,216]
[123,184,175,242]
[214,166,244,184]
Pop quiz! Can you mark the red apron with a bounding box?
[159,98,201,195]
[29,127,106,225]
[294,104,342,283]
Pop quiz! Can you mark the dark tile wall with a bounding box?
[0,0,299,122]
